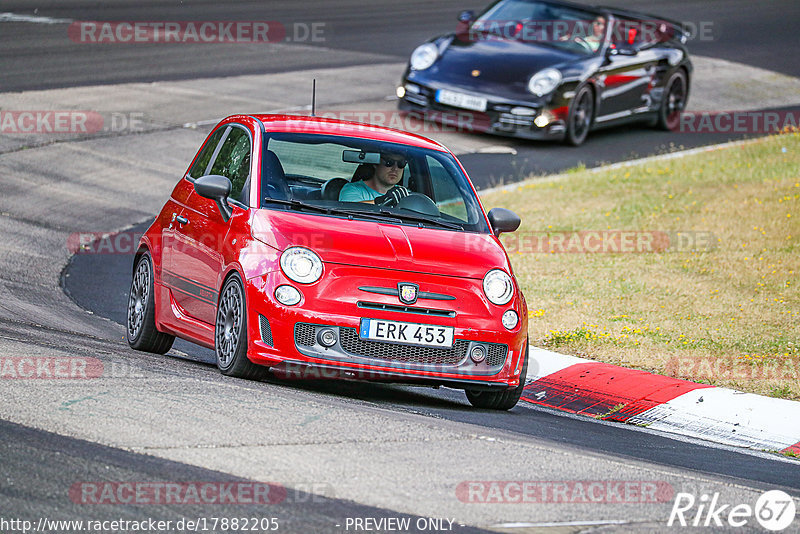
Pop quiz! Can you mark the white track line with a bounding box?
[0,12,73,24]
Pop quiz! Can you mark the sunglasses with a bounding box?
[380,157,407,169]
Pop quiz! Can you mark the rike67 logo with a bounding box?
[668,490,796,531]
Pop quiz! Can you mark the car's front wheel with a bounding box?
[656,70,688,131]
[127,252,175,354]
[215,273,266,379]
[565,85,594,146]
[465,340,528,410]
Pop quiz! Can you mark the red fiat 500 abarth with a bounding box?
[127,114,528,409]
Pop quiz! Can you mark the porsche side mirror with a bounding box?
[457,10,475,23]
[194,174,233,221]
[488,208,521,236]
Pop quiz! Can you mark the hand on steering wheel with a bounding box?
[374,185,411,207]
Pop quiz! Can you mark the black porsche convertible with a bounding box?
[397,0,692,145]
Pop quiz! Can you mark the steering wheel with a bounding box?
[396,193,441,217]
[572,36,593,52]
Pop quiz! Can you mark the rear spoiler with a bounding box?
[596,6,689,43]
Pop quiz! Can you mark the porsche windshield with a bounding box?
[260,132,489,234]
[471,0,605,54]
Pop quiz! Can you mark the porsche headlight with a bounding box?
[483,269,514,305]
[527,68,562,96]
[410,43,439,71]
[280,247,323,284]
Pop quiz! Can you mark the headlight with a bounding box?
[280,247,323,284]
[527,68,562,96]
[483,269,514,305]
[410,43,438,71]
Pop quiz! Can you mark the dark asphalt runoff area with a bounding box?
[63,223,800,495]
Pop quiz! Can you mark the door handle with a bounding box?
[175,215,189,225]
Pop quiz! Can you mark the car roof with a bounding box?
[250,114,449,152]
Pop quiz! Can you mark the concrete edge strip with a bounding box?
[523,346,800,455]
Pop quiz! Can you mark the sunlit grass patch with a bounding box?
[483,132,800,399]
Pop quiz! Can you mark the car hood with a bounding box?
[417,37,579,99]
[251,209,509,279]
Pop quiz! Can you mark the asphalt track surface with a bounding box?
[3,0,800,531]
[64,224,800,493]
[1,419,490,534]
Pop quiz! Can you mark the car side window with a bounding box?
[209,127,252,201]
[188,128,226,179]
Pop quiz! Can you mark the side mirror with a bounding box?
[457,10,475,23]
[487,208,521,236]
[194,174,233,222]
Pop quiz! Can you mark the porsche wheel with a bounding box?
[215,273,265,379]
[466,340,528,410]
[656,70,688,131]
[127,252,174,354]
[565,85,594,146]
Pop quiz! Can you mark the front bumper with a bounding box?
[243,268,528,389]
[398,80,566,141]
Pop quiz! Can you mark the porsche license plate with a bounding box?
[359,319,454,348]
[435,89,488,112]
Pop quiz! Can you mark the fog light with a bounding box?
[396,86,406,98]
[534,114,551,128]
[275,285,301,306]
[502,310,519,330]
[470,345,486,363]
[317,328,337,347]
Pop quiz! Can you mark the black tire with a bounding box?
[214,273,266,379]
[656,70,688,131]
[565,85,594,146]
[127,252,175,354]
[466,340,528,410]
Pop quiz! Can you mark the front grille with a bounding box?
[498,113,535,127]
[339,327,467,365]
[403,93,428,106]
[357,301,455,318]
[294,323,316,347]
[259,315,274,346]
[486,344,508,366]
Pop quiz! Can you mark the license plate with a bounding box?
[359,319,454,348]
[435,89,488,112]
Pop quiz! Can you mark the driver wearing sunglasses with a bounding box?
[339,152,411,206]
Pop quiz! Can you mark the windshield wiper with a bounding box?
[381,210,464,231]
[263,198,402,223]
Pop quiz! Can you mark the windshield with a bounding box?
[259,132,489,234]
[470,0,607,55]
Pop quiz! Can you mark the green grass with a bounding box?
[481,132,800,399]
